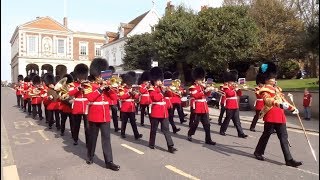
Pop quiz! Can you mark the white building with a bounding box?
[101,7,160,70]
[10,17,104,82]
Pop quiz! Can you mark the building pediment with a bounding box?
[21,16,71,32]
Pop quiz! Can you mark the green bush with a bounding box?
[278,59,300,79]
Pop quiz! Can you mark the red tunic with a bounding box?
[223,85,242,109]
[85,83,118,123]
[149,86,168,118]
[254,85,264,110]
[30,85,44,105]
[170,87,183,104]
[23,82,31,100]
[118,86,139,112]
[189,84,211,114]
[139,83,151,105]
[15,82,24,95]
[163,88,173,109]
[68,82,89,114]
[219,84,227,106]
[259,85,295,124]
[303,93,312,107]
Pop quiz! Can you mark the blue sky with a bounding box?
[1,0,223,82]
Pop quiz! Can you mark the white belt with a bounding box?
[152,102,166,105]
[226,97,238,100]
[122,99,135,102]
[256,99,263,101]
[88,102,109,105]
[74,98,87,101]
[165,97,171,99]
[141,94,150,96]
[194,99,207,102]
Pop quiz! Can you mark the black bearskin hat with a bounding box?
[192,67,206,80]
[258,61,277,83]
[127,71,136,78]
[24,76,30,82]
[139,71,150,82]
[172,71,179,80]
[223,70,238,82]
[88,75,95,82]
[150,67,163,82]
[18,75,24,81]
[74,63,89,80]
[164,71,173,79]
[109,66,116,73]
[70,72,75,79]
[32,75,41,84]
[122,73,136,86]
[90,58,109,77]
[256,73,264,85]
[63,74,74,84]
[43,73,55,85]
[55,75,61,83]
[29,73,37,80]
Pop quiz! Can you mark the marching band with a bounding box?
[12,58,304,171]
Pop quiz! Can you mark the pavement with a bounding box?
[1,87,319,180]
[184,106,319,133]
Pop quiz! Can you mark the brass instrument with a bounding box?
[240,83,255,92]
[54,77,69,100]
[96,75,122,88]
[169,79,182,96]
[47,88,59,101]
[29,85,43,97]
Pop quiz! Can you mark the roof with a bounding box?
[105,10,150,44]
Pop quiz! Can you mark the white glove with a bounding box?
[49,95,53,100]
[280,102,289,110]
[292,109,299,114]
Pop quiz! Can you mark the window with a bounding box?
[95,45,101,56]
[28,36,36,52]
[58,39,65,53]
[79,42,88,55]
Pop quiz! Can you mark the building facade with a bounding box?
[10,16,104,82]
[101,7,160,70]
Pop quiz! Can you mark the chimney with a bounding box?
[63,17,68,28]
[36,16,41,19]
[201,5,208,11]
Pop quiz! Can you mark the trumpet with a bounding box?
[96,76,122,88]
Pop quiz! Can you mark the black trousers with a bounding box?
[220,109,245,136]
[250,110,261,130]
[172,103,185,123]
[16,95,23,107]
[47,110,55,127]
[139,104,149,124]
[218,105,226,124]
[87,121,113,164]
[73,114,89,146]
[61,112,74,134]
[24,99,32,114]
[44,106,48,122]
[55,110,61,129]
[188,113,212,142]
[189,108,195,128]
[110,105,119,129]
[168,108,178,131]
[255,122,293,161]
[32,104,43,119]
[149,117,174,147]
[121,112,140,138]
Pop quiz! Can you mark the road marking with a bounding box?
[241,121,319,136]
[287,167,319,176]
[121,144,144,155]
[165,165,200,180]
[3,165,20,180]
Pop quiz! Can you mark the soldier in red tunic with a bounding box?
[118,73,143,139]
[15,75,24,108]
[249,73,265,132]
[108,66,120,132]
[172,71,188,121]
[187,67,216,145]
[68,64,89,144]
[59,74,74,138]
[22,76,32,114]
[138,70,151,126]
[254,61,302,167]
[217,83,228,125]
[219,70,248,138]
[148,67,177,153]
[163,71,180,134]
[85,58,120,171]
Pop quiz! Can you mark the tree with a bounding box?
[152,5,197,82]
[249,0,305,60]
[192,6,259,72]
[122,33,154,70]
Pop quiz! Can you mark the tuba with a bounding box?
[169,79,182,96]
[54,77,69,100]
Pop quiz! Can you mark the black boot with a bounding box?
[254,152,265,161]
[135,134,143,140]
[86,158,93,164]
[173,128,181,134]
[106,162,120,171]
[205,140,216,145]
[168,146,177,153]
[285,159,302,167]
